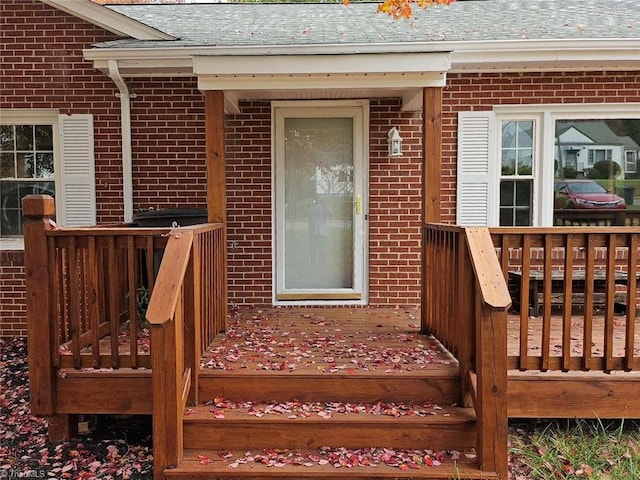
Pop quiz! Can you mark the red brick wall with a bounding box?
[128,79,208,211]
[0,252,26,337]
[0,0,124,223]
[0,2,211,336]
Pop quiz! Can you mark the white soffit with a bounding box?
[40,0,174,40]
[194,53,451,91]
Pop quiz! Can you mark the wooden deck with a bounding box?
[59,305,639,371]
[201,306,455,373]
[55,305,640,421]
[21,200,640,479]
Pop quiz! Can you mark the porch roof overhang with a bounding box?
[83,38,640,112]
[86,48,452,112]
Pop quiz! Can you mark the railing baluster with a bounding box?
[127,236,139,368]
[49,237,62,368]
[604,234,617,372]
[583,236,596,371]
[625,234,638,371]
[107,236,120,369]
[68,237,82,369]
[145,236,155,292]
[88,236,101,368]
[541,235,553,371]
[519,235,531,370]
[561,234,575,371]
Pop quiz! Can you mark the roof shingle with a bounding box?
[100,0,639,49]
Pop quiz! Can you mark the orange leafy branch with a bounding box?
[377,0,456,20]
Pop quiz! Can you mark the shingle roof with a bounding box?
[100,0,639,49]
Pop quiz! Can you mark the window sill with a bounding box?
[0,238,25,251]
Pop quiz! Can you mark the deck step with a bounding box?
[183,403,476,451]
[170,309,486,478]
[165,449,498,479]
[198,366,461,404]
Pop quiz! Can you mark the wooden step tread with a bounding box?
[199,363,459,377]
[166,449,498,479]
[184,402,475,424]
[183,402,476,451]
[198,370,462,404]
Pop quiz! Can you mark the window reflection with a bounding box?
[554,119,640,224]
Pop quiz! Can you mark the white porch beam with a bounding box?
[198,72,447,92]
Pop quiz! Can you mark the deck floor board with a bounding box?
[60,306,640,371]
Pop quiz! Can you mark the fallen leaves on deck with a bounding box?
[203,397,448,419]
[201,309,451,372]
[221,446,453,470]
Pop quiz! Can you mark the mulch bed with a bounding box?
[0,338,153,479]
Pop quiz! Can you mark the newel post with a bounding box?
[22,195,56,416]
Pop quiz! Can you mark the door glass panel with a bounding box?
[284,117,353,289]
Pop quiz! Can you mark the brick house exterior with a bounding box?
[1,0,639,337]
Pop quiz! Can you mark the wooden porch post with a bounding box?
[421,87,443,332]
[23,195,77,440]
[204,90,229,329]
[205,90,227,224]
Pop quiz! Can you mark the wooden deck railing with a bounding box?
[23,196,169,414]
[554,209,640,226]
[423,224,511,480]
[490,227,640,372]
[145,223,226,477]
[23,194,227,423]
[46,225,169,370]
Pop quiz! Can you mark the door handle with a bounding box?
[355,194,362,215]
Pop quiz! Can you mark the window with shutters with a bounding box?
[0,110,96,244]
[458,105,639,227]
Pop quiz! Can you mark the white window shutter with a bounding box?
[456,111,497,226]
[58,114,96,227]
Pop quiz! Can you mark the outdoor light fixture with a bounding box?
[388,127,403,157]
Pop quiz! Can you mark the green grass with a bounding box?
[509,419,640,479]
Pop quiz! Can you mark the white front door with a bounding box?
[273,101,368,304]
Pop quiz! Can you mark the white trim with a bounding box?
[272,100,369,306]
[83,38,638,60]
[194,53,451,76]
[0,238,24,251]
[495,113,545,227]
[40,0,174,40]
[83,38,640,77]
[198,73,447,92]
[494,103,640,117]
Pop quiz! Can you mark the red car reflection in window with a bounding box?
[554,179,626,209]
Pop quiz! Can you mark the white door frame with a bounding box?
[272,100,369,305]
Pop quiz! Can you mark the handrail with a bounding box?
[465,227,513,309]
[146,230,194,327]
[146,223,227,477]
[463,227,509,480]
[423,223,509,479]
[147,228,193,478]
